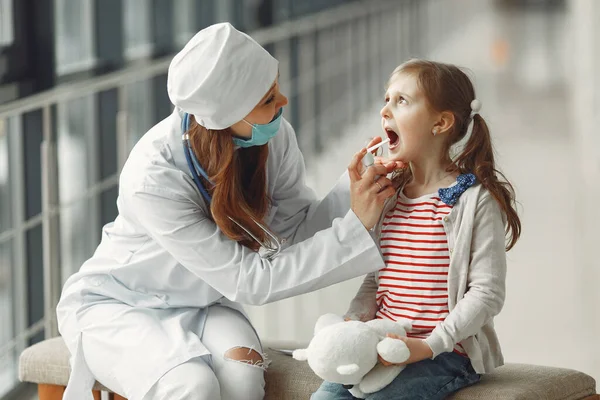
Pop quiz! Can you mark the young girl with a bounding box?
[312,59,521,400]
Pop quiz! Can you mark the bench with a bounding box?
[19,337,598,399]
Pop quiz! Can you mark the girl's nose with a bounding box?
[380,105,390,119]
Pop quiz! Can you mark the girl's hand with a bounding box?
[348,149,396,230]
[378,334,434,366]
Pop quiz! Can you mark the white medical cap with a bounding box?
[167,22,279,130]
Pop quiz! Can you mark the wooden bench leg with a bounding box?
[38,384,64,400]
[38,384,106,400]
[105,392,127,399]
[582,395,600,400]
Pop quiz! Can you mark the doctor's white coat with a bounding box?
[56,109,386,399]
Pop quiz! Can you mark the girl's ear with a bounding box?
[433,111,455,135]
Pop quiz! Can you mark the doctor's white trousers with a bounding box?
[80,304,266,400]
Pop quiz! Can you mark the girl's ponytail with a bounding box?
[455,115,521,250]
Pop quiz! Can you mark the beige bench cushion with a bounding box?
[447,363,597,400]
[18,337,110,392]
[20,337,597,399]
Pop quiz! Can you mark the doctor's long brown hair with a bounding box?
[186,116,270,251]
[389,59,521,250]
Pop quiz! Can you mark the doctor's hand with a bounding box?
[375,156,407,171]
[348,148,396,230]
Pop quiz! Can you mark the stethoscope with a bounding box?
[181,113,283,260]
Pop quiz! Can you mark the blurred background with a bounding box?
[0,0,598,398]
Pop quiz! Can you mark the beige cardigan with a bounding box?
[345,183,507,374]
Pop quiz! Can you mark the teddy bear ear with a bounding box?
[337,364,360,375]
[292,349,308,361]
[314,313,344,335]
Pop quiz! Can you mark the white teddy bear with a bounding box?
[292,313,411,398]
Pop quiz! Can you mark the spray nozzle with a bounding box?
[361,138,390,168]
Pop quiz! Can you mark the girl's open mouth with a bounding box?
[385,128,400,149]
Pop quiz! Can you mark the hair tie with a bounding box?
[450,99,482,161]
[469,99,481,119]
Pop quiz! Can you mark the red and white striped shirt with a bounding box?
[376,191,466,356]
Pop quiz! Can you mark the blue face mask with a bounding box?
[233,108,283,148]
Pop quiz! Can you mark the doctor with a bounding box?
[57,22,396,400]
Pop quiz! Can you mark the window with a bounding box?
[124,0,153,60]
[0,116,24,398]
[0,237,16,398]
[54,0,96,75]
[173,0,197,47]
[0,121,11,235]
[57,96,100,282]
[0,0,13,47]
[126,80,154,150]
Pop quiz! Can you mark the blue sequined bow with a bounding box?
[438,173,476,206]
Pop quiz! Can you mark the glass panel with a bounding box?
[0,119,12,235]
[215,0,233,24]
[54,0,96,75]
[0,238,15,398]
[0,0,14,47]
[126,80,154,150]
[1,117,27,397]
[57,96,99,281]
[124,0,152,60]
[173,0,197,47]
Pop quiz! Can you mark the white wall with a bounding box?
[568,0,600,385]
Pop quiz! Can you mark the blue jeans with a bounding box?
[311,352,480,400]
